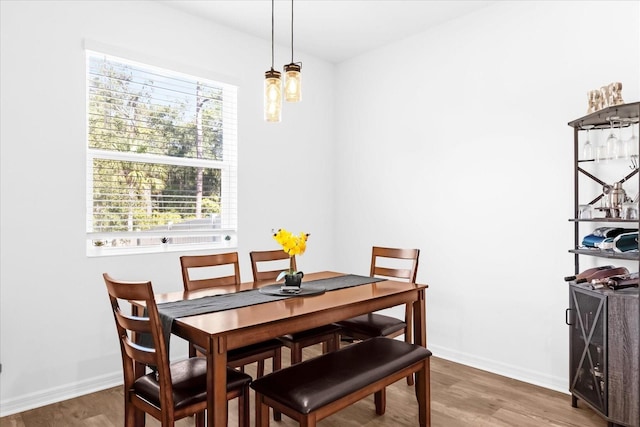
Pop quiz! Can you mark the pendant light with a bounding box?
[264,0,282,122]
[284,0,301,102]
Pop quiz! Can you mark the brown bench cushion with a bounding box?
[250,337,431,414]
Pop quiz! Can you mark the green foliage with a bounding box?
[202,195,221,214]
[88,56,224,233]
[133,209,183,230]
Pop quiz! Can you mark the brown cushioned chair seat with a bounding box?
[227,339,283,361]
[134,357,251,410]
[250,337,432,414]
[278,323,342,342]
[338,313,406,337]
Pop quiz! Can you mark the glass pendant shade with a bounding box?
[264,69,282,123]
[284,63,302,102]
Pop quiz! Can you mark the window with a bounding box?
[86,51,237,255]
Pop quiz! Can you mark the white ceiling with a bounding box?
[160,0,495,63]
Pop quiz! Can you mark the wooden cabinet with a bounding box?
[568,283,639,426]
[567,102,640,427]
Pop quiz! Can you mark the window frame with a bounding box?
[85,47,238,257]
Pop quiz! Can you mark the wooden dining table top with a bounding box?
[153,271,428,350]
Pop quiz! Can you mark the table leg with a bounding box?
[413,289,430,427]
[207,336,228,427]
[413,289,426,348]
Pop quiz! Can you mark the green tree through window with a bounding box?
[86,51,237,252]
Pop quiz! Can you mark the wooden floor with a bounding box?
[1,344,608,427]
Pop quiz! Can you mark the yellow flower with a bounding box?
[273,228,310,257]
[273,228,310,281]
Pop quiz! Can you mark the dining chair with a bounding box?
[337,246,420,386]
[103,273,251,427]
[180,253,283,421]
[249,250,341,365]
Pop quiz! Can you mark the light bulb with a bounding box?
[284,63,301,102]
[264,70,282,122]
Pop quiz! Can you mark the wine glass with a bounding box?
[625,122,639,160]
[597,127,608,162]
[605,120,618,160]
[615,121,625,159]
[582,126,594,160]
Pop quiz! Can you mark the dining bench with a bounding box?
[250,336,432,427]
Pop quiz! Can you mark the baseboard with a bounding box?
[429,343,569,394]
[1,346,569,417]
[0,372,122,417]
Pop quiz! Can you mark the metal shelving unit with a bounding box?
[567,102,640,427]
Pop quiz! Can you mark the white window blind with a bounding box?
[86,51,237,254]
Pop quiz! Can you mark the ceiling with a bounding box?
[160,0,495,63]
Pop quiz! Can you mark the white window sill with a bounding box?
[87,242,237,257]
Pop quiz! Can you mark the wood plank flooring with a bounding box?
[1,345,608,427]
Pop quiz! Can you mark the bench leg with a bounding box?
[374,388,386,415]
[415,358,431,427]
[301,413,317,427]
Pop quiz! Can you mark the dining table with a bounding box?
[144,271,429,427]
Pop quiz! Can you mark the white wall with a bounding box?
[0,0,335,415]
[2,0,639,418]
[334,0,639,392]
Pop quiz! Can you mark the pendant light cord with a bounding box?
[271,0,275,69]
[290,0,294,63]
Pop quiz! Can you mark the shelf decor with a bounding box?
[587,82,624,114]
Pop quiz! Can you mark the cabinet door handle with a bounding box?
[565,308,574,325]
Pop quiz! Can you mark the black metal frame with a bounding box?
[568,101,640,427]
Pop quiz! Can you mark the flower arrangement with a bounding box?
[273,228,309,282]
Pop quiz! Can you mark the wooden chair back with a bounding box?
[370,246,420,282]
[250,249,297,282]
[180,252,242,291]
[102,273,174,409]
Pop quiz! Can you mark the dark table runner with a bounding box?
[152,274,385,349]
